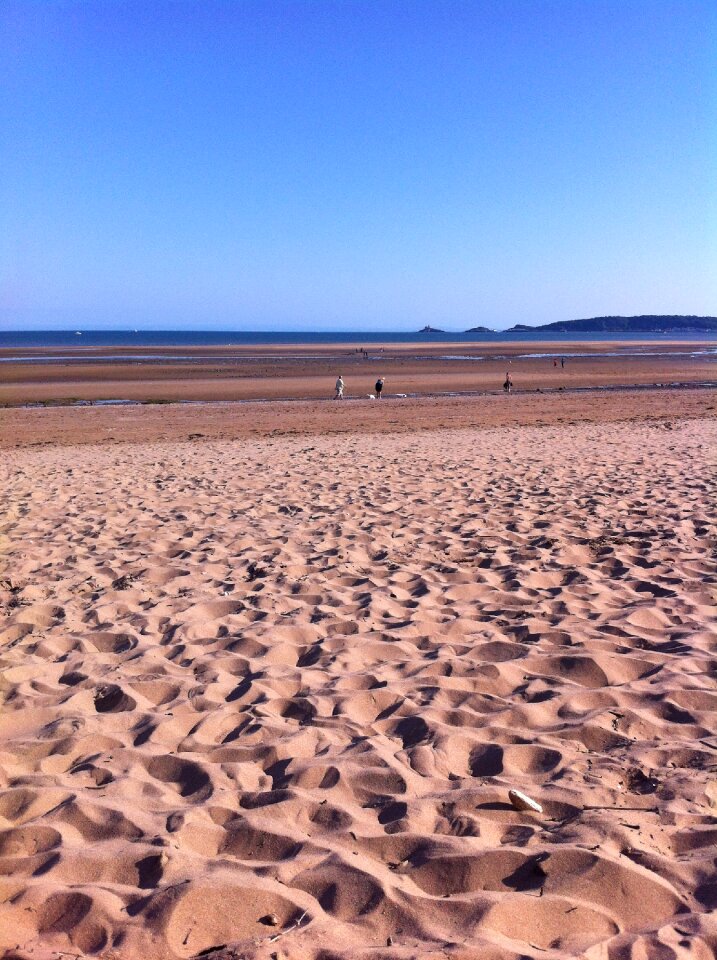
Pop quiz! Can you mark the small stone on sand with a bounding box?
[508,789,543,813]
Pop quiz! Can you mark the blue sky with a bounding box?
[1,0,715,331]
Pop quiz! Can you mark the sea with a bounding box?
[1,329,716,351]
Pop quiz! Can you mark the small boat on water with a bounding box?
[74,331,82,335]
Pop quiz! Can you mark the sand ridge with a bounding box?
[1,418,716,959]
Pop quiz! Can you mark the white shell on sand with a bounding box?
[508,789,543,813]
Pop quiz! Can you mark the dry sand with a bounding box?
[1,397,716,959]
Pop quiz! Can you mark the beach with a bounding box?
[1,368,716,959]
[0,339,714,407]
[6,0,715,950]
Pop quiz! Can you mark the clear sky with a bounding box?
[1,0,715,331]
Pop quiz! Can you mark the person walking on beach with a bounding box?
[561,357,565,369]
[375,377,385,399]
[334,375,344,400]
[503,372,513,393]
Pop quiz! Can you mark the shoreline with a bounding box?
[2,336,715,356]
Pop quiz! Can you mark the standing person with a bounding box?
[375,377,385,399]
[334,375,344,400]
[561,357,565,369]
[503,372,513,393]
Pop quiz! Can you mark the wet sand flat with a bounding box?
[1,395,716,959]
[1,384,716,450]
[0,339,714,406]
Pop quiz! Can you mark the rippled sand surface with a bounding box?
[1,417,716,959]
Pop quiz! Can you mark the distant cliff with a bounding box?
[506,315,717,333]
[464,325,495,333]
[418,325,445,333]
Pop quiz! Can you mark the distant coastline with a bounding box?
[504,315,717,333]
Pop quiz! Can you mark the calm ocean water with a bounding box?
[1,329,715,349]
